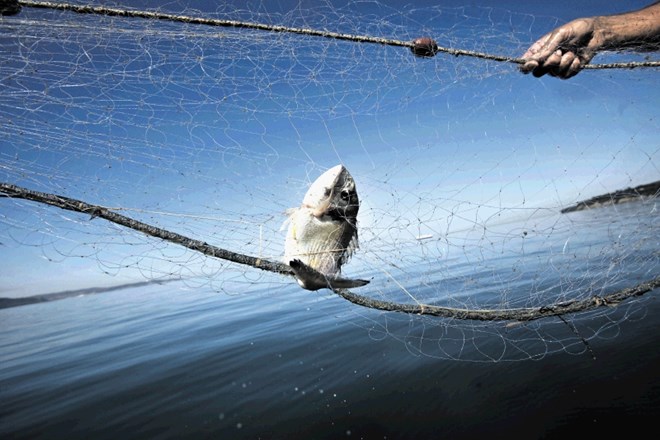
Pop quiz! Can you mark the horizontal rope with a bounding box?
[0,182,293,276]
[2,182,659,321]
[10,0,660,70]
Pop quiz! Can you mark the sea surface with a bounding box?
[1,201,659,439]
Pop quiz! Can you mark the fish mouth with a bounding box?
[325,204,358,223]
[325,206,347,222]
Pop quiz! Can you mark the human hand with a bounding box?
[521,18,601,79]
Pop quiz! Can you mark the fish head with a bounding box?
[302,164,359,222]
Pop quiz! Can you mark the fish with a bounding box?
[284,164,370,291]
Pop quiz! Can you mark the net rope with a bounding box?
[11,0,660,70]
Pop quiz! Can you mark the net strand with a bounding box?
[3,182,658,322]
[12,0,660,70]
[558,315,596,360]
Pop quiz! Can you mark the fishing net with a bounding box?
[1,0,658,361]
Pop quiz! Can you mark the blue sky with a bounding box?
[1,0,658,296]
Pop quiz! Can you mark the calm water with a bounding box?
[2,202,659,439]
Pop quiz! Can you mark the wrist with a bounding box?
[592,15,623,50]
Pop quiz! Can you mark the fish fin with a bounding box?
[289,259,369,291]
[327,277,370,290]
[280,207,298,232]
[289,259,327,291]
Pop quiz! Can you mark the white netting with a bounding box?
[1,0,658,361]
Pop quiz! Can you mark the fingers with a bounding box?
[520,18,596,79]
[522,48,566,78]
[522,48,585,79]
[554,53,583,79]
[564,58,583,79]
[520,33,552,73]
[520,32,560,76]
[520,59,538,74]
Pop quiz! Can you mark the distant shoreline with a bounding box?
[0,278,181,309]
[561,180,660,214]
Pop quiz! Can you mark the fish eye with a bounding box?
[340,189,351,200]
[323,188,332,197]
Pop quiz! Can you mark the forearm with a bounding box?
[593,1,660,50]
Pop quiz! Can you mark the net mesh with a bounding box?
[1,0,658,361]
